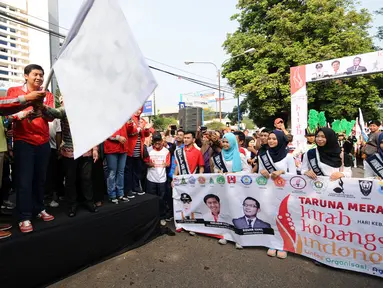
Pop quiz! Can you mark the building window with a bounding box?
[0,25,6,30]
[0,55,7,60]
[0,70,8,75]
[10,43,15,48]
[10,28,16,33]
[0,40,7,45]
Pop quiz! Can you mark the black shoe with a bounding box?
[68,207,77,217]
[164,227,176,236]
[165,216,174,222]
[86,203,98,213]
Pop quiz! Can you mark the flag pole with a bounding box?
[43,68,55,91]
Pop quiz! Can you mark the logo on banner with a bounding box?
[359,180,373,197]
[217,175,226,185]
[227,175,236,184]
[290,176,307,190]
[241,175,252,186]
[311,179,328,193]
[173,178,180,186]
[274,176,286,188]
[209,177,215,185]
[256,176,268,186]
[180,177,187,185]
[188,176,196,185]
[198,176,206,185]
[328,178,354,199]
[377,181,383,195]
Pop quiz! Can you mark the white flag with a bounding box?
[358,108,368,141]
[53,0,157,158]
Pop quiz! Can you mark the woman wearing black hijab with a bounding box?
[301,128,351,180]
[258,130,297,260]
[258,130,297,180]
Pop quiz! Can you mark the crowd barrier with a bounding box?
[173,173,383,278]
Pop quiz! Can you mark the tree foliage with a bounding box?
[227,99,247,124]
[377,8,383,41]
[151,113,177,131]
[223,0,383,127]
[206,121,226,131]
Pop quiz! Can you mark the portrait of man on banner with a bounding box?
[233,197,272,230]
[203,194,231,224]
[175,193,201,221]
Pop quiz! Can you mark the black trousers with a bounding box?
[0,156,12,202]
[45,148,64,199]
[124,156,143,194]
[92,158,107,203]
[62,156,93,208]
[165,177,174,217]
[146,180,166,219]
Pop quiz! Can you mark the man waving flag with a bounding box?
[53,0,157,158]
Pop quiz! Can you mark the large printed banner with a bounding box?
[173,173,383,278]
[290,50,383,149]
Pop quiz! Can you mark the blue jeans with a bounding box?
[14,141,50,221]
[106,153,127,199]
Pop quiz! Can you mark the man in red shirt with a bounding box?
[174,131,204,175]
[6,64,55,233]
[125,108,150,197]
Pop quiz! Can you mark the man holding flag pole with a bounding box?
[6,0,157,233]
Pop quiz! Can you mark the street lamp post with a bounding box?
[185,48,255,123]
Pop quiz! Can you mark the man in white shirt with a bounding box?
[203,194,231,223]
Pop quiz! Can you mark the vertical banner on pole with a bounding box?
[290,65,307,149]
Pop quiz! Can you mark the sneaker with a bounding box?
[118,196,130,202]
[131,191,137,195]
[110,199,119,205]
[235,243,243,249]
[49,200,59,208]
[160,219,167,226]
[19,220,33,233]
[0,223,12,231]
[126,194,135,199]
[37,210,55,222]
[277,250,288,259]
[0,230,11,239]
[137,191,145,196]
[218,239,227,245]
[3,200,15,209]
[267,249,277,257]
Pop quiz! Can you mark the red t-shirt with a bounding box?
[182,146,204,173]
[7,85,54,146]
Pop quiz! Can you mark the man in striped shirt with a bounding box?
[125,108,150,198]
[42,100,99,218]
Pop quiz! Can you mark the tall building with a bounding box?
[0,0,59,95]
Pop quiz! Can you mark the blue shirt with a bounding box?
[168,143,184,178]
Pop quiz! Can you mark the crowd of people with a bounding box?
[0,64,382,260]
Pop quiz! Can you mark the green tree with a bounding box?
[151,112,177,131]
[223,0,383,127]
[206,121,226,131]
[227,99,247,124]
[377,8,383,41]
[203,107,217,121]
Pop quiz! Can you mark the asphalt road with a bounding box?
[50,231,382,288]
[50,168,382,288]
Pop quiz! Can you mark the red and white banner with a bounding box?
[290,50,383,147]
[174,173,383,278]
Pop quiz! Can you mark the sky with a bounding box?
[58,0,383,113]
